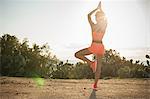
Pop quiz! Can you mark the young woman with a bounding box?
[74,1,107,90]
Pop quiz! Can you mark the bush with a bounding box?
[117,66,131,78]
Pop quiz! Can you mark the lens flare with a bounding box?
[33,77,45,87]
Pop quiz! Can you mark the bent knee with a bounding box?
[74,52,79,58]
[74,51,81,58]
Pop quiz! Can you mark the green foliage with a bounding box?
[1,34,57,77]
[51,61,73,79]
[117,66,131,78]
[72,62,94,79]
[1,34,149,79]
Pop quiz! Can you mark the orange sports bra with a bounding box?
[92,32,104,42]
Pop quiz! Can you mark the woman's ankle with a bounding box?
[92,83,98,89]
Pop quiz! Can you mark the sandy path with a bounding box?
[0,77,150,99]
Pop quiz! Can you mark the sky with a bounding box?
[0,0,150,63]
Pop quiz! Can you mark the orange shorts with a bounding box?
[88,42,105,56]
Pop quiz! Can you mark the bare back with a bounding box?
[92,16,107,33]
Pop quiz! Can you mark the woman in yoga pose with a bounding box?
[75,1,107,90]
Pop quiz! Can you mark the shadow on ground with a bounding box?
[89,90,96,99]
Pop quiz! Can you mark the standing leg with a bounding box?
[93,55,103,89]
[74,48,93,64]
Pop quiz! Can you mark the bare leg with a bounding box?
[94,55,103,88]
[74,48,93,64]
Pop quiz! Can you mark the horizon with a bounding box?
[1,0,150,64]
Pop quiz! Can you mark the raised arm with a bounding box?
[88,8,98,26]
[97,1,101,9]
[88,8,98,16]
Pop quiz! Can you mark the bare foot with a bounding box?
[92,83,98,91]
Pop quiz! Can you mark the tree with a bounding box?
[1,34,58,77]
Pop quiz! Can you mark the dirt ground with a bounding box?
[0,77,150,99]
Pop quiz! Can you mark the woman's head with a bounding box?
[95,1,105,22]
[95,10,105,22]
